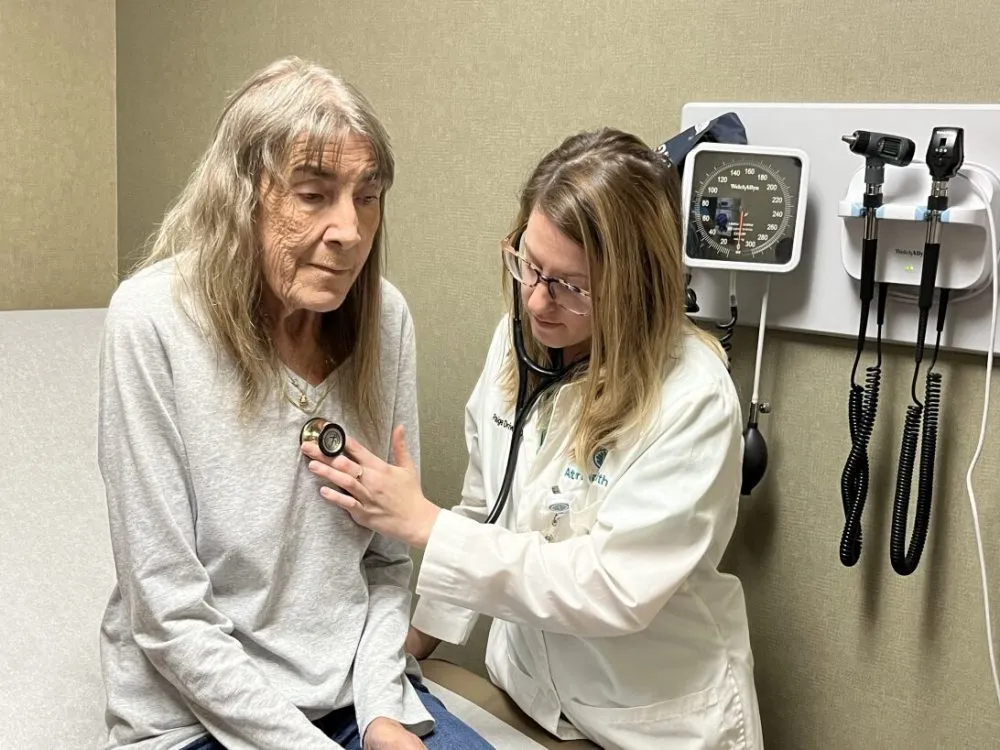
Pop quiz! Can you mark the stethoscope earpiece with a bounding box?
[300,417,347,458]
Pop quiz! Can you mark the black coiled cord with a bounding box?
[839,282,889,566]
[717,304,737,369]
[890,289,948,576]
[840,365,882,565]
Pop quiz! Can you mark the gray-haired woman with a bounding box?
[97,57,492,750]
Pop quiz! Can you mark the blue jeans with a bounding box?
[181,676,495,749]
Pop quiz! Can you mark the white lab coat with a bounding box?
[412,317,763,750]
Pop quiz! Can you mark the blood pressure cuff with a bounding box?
[654,112,748,175]
[655,111,748,315]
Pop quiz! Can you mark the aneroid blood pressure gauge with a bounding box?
[300,418,347,457]
[681,143,811,273]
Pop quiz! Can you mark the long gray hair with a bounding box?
[132,57,394,429]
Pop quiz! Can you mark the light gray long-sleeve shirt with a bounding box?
[97,257,433,750]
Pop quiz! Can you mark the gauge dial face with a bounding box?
[686,152,803,266]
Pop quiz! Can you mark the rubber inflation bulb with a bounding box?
[741,425,768,496]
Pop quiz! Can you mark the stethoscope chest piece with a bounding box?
[300,418,347,458]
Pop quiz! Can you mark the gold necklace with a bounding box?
[286,374,337,414]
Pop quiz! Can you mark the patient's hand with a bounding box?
[363,717,426,749]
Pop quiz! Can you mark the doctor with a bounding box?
[303,127,764,749]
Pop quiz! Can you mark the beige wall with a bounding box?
[0,0,117,310]
[116,1,1000,748]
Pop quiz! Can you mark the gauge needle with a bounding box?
[736,210,745,251]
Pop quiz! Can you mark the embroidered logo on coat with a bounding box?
[593,447,608,470]
[563,465,609,487]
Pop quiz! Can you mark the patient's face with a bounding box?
[258,132,383,316]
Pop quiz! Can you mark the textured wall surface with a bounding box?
[0,0,117,310]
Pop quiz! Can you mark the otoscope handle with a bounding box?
[919,243,940,311]
[860,237,878,305]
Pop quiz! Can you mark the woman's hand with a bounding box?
[363,717,427,750]
[302,426,441,549]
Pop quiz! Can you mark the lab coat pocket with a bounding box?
[564,678,748,750]
[490,649,552,729]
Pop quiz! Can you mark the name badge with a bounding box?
[546,486,570,515]
[547,498,570,514]
[543,487,570,543]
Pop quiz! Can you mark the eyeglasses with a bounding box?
[500,226,592,316]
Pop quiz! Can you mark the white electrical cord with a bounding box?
[869,161,999,706]
[961,175,1000,711]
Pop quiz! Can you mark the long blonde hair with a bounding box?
[130,57,394,429]
[500,128,725,463]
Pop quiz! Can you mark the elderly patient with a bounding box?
[97,57,492,750]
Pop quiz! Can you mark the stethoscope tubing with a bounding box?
[484,282,585,524]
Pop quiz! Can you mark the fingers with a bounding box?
[319,485,364,513]
[343,435,378,467]
[300,435,374,472]
[308,460,365,498]
[301,432,400,476]
[390,425,415,470]
[331,454,364,480]
[300,440,337,464]
[301,442,363,479]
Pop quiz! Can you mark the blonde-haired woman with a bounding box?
[98,57,492,750]
[305,128,764,749]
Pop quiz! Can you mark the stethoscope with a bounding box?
[300,417,347,457]
[299,277,585,523]
[483,278,588,524]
